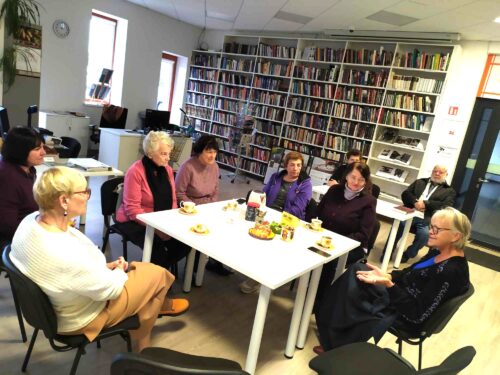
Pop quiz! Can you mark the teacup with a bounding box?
[311,218,322,231]
[180,201,196,213]
[320,235,332,248]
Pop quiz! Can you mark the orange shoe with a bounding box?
[159,298,189,317]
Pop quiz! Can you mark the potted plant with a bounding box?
[0,0,42,91]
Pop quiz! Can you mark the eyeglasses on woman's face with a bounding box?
[428,224,451,234]
[73,188,92,199]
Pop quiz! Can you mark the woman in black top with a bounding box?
[314,207,471,353]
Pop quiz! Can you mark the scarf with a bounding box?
[344,184,364,201]
[142,156,172,212]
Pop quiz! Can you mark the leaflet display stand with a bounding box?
[229,104,256,184]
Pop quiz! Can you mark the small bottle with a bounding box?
[245,202,260,221]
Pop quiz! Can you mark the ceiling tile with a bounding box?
[399,9,486,31]
[233,0,288,30]
[454,0,500,21]
[263,18,304,32]
[207,0,243,22]
[366,10,420,26]
[128,0,179,19]
[206,17,235,30]
[281,0,341,18]
[172,0,205,26]
[386,1,446,18]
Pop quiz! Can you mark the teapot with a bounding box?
[247,190,266,207]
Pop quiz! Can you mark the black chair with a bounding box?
[59,136,81,158]
[309,342,476,375]
[90,105,128,144]
[101,177,132,260]
[1,243,27,342]
[111,347,250,375]
[2,245,140,375]
[389,283,475,370]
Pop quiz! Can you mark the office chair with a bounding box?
[90,105,128,144]
[59,136,81,158]
[389,283,475,370]
[2,245,140,375]
[309,342,476,375]
[111,347,249,375]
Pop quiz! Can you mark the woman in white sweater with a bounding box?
[11,166,188,351]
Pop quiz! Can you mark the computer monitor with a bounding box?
[144,109,172,132]
[0,106,10,138]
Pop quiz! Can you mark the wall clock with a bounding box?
[53,19,70,38]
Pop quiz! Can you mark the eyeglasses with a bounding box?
[73,188,92,198]
[428,224,451,234]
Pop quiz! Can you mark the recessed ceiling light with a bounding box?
[494,16,500,23]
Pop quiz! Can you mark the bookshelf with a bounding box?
[185,36,454,195]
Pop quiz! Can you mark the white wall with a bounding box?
[38,0,202,128]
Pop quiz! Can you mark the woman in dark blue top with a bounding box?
[315,207,471,353]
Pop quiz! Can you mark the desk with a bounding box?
[137,201,359,374]
[312,185,419,271]
[98,128,143,172]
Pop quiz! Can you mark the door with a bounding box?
[453,98,500,250]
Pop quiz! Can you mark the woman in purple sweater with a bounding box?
[0,127,46,248]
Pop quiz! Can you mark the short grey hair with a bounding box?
[432,207,471,250]
[142,131,174,157]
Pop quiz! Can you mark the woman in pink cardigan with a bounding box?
[116,131,191,272]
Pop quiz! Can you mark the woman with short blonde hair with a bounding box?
[11,166,186,352]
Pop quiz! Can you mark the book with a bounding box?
[376,165,409,183]
[378,149,413,165]
[68,158,112,172]
[378,129,398,143]
[99,68,114,84]
[393,135,424,150]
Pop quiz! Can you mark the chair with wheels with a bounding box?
[309,342,476,375]
[59,136,81,158]
[389,283,474,370]
[111,347,250,375]
[2,245,140,375]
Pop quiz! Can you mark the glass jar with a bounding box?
[245,202,260,221]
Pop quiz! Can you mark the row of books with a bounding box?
[216,153,237,167]
[193,119,211,132]
[335,86,384,105]
[241,159,267,176]
[377,129,425,150]
[288,96,333,115]
[281,139,324,157]
[192,54,218,68]
[379,109,433,131]
[256,60,292,77]
[187,81,216,94]
[213,111,237,126]
[389,74,444,94]
[378,148,413,165]
[223,42,258,55]
[301,46,344,62]
[253,76,288,92]
[284,127,326,146]
[253,133,280,148]
[333,103,380,123]
[325,135,371,154]
[255,120,281,136]
[217,85,250,100]
[329,120,375,140]
[395,50,451,71]
[244,147,270,162]
[384,93,434,113]
[251,91,286,107]
[212,124,231,137]
[291,81,336,98]
[344,47,393,66]
[189,67,218,81]
[258,43,296,59]
[220,57,254,72]
[215,98,239,113]
[293,64,339,82]
[284,111,329,130]
[186,105,211,120]
[340,69,388,87]
[254,105,284,122]
[219,72,251,86]
[376,165,409,183]
[186,93,214,108]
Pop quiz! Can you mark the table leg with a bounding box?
[194,252,209,287]
[142,225,155,262]
[393,218,413,268]
[381,219,400,272]
[296,266,323,349]
[244,286,271,375]
[183,248,196,293]
[333,253,348,282]
[284,272,311,358]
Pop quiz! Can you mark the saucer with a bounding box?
[179,208,198,215]
[190,226,209,235]
[316,240,334,250]
[305,223,324,232]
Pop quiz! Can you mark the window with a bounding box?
[85,11,127,106]
[156,53,178,111]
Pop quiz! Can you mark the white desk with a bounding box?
[312,185,419,271]
[98,128,144,172]
[137,201,359,374]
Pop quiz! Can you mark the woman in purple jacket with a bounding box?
[263,151,312,220]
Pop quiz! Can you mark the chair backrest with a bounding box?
[60,136,81,158]
[367,219,381,253]
[420,283,474,338]
[2,245,59,339]
[100,106,128,129]
[101,177,125,218]
[418,346,476,375]
[372,183,381,199]
[111,349,250,375]
[304,199,318,223]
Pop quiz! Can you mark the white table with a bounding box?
[137,201,360,374]
[312,185,420,271]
